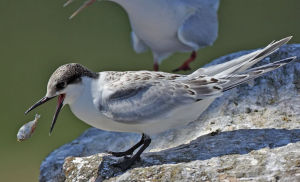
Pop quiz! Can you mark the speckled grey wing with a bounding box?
[99,74,222,124]
[177,1,219,50]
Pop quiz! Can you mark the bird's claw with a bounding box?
[112,157,140,171]
[173,51,196,72]
[112,162,131,171]
[172,65,191,72]
[107,150,133,157]
[112,160,133,171]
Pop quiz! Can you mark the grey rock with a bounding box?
[39,44,300,182]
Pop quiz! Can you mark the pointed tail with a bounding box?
[190,36,292,78]
[219,56,297,91]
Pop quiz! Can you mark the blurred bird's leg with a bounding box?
[172,51,197,72]
[108,134,146,157]
[153,62,159,71]
[113,134,151,171]
[69,0,96,19]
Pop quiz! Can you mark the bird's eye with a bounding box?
[56,82,67,90]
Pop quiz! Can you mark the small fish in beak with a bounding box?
[17,114,41,142]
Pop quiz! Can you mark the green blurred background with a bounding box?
[0,0,299,181]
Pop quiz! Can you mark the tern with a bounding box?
[64,0,220,71]
[25,37,295,170]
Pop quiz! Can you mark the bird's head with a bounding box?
[25,63,98,134]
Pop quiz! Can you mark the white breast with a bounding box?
[68,77,140,133]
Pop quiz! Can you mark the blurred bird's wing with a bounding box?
[197,0,220,11]
[131,31,149,53]
[98,72,222,124]
[177,3,219,50]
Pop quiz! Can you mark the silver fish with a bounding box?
[17,114,40,142]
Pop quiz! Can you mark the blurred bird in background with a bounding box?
[64,0,220,71]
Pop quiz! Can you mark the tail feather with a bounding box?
[190,36,292,78]
[215,36,292,77]
[220,57,296,91]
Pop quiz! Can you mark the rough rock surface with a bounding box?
[40,44,300,182]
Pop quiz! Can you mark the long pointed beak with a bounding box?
[25,96,54,115]
[25,94,66,135]
[49,94,65,135]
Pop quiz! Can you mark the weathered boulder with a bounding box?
[40,44,300,182]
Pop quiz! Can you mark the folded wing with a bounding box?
[99,72,222,124]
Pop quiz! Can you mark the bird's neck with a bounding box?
[67,75,107,126]
[64,77,93,105]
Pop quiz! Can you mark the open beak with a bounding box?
[25,97,54,114]
[25,94,66,135]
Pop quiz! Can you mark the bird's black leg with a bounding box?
[113,134,151,171]
[108,134,146,157]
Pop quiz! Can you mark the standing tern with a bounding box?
[64,0,220,71]
[25,37,295,170]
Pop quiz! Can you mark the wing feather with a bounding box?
[131,31,148,53]
[99,72,222,123]
[177,1,219,50]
